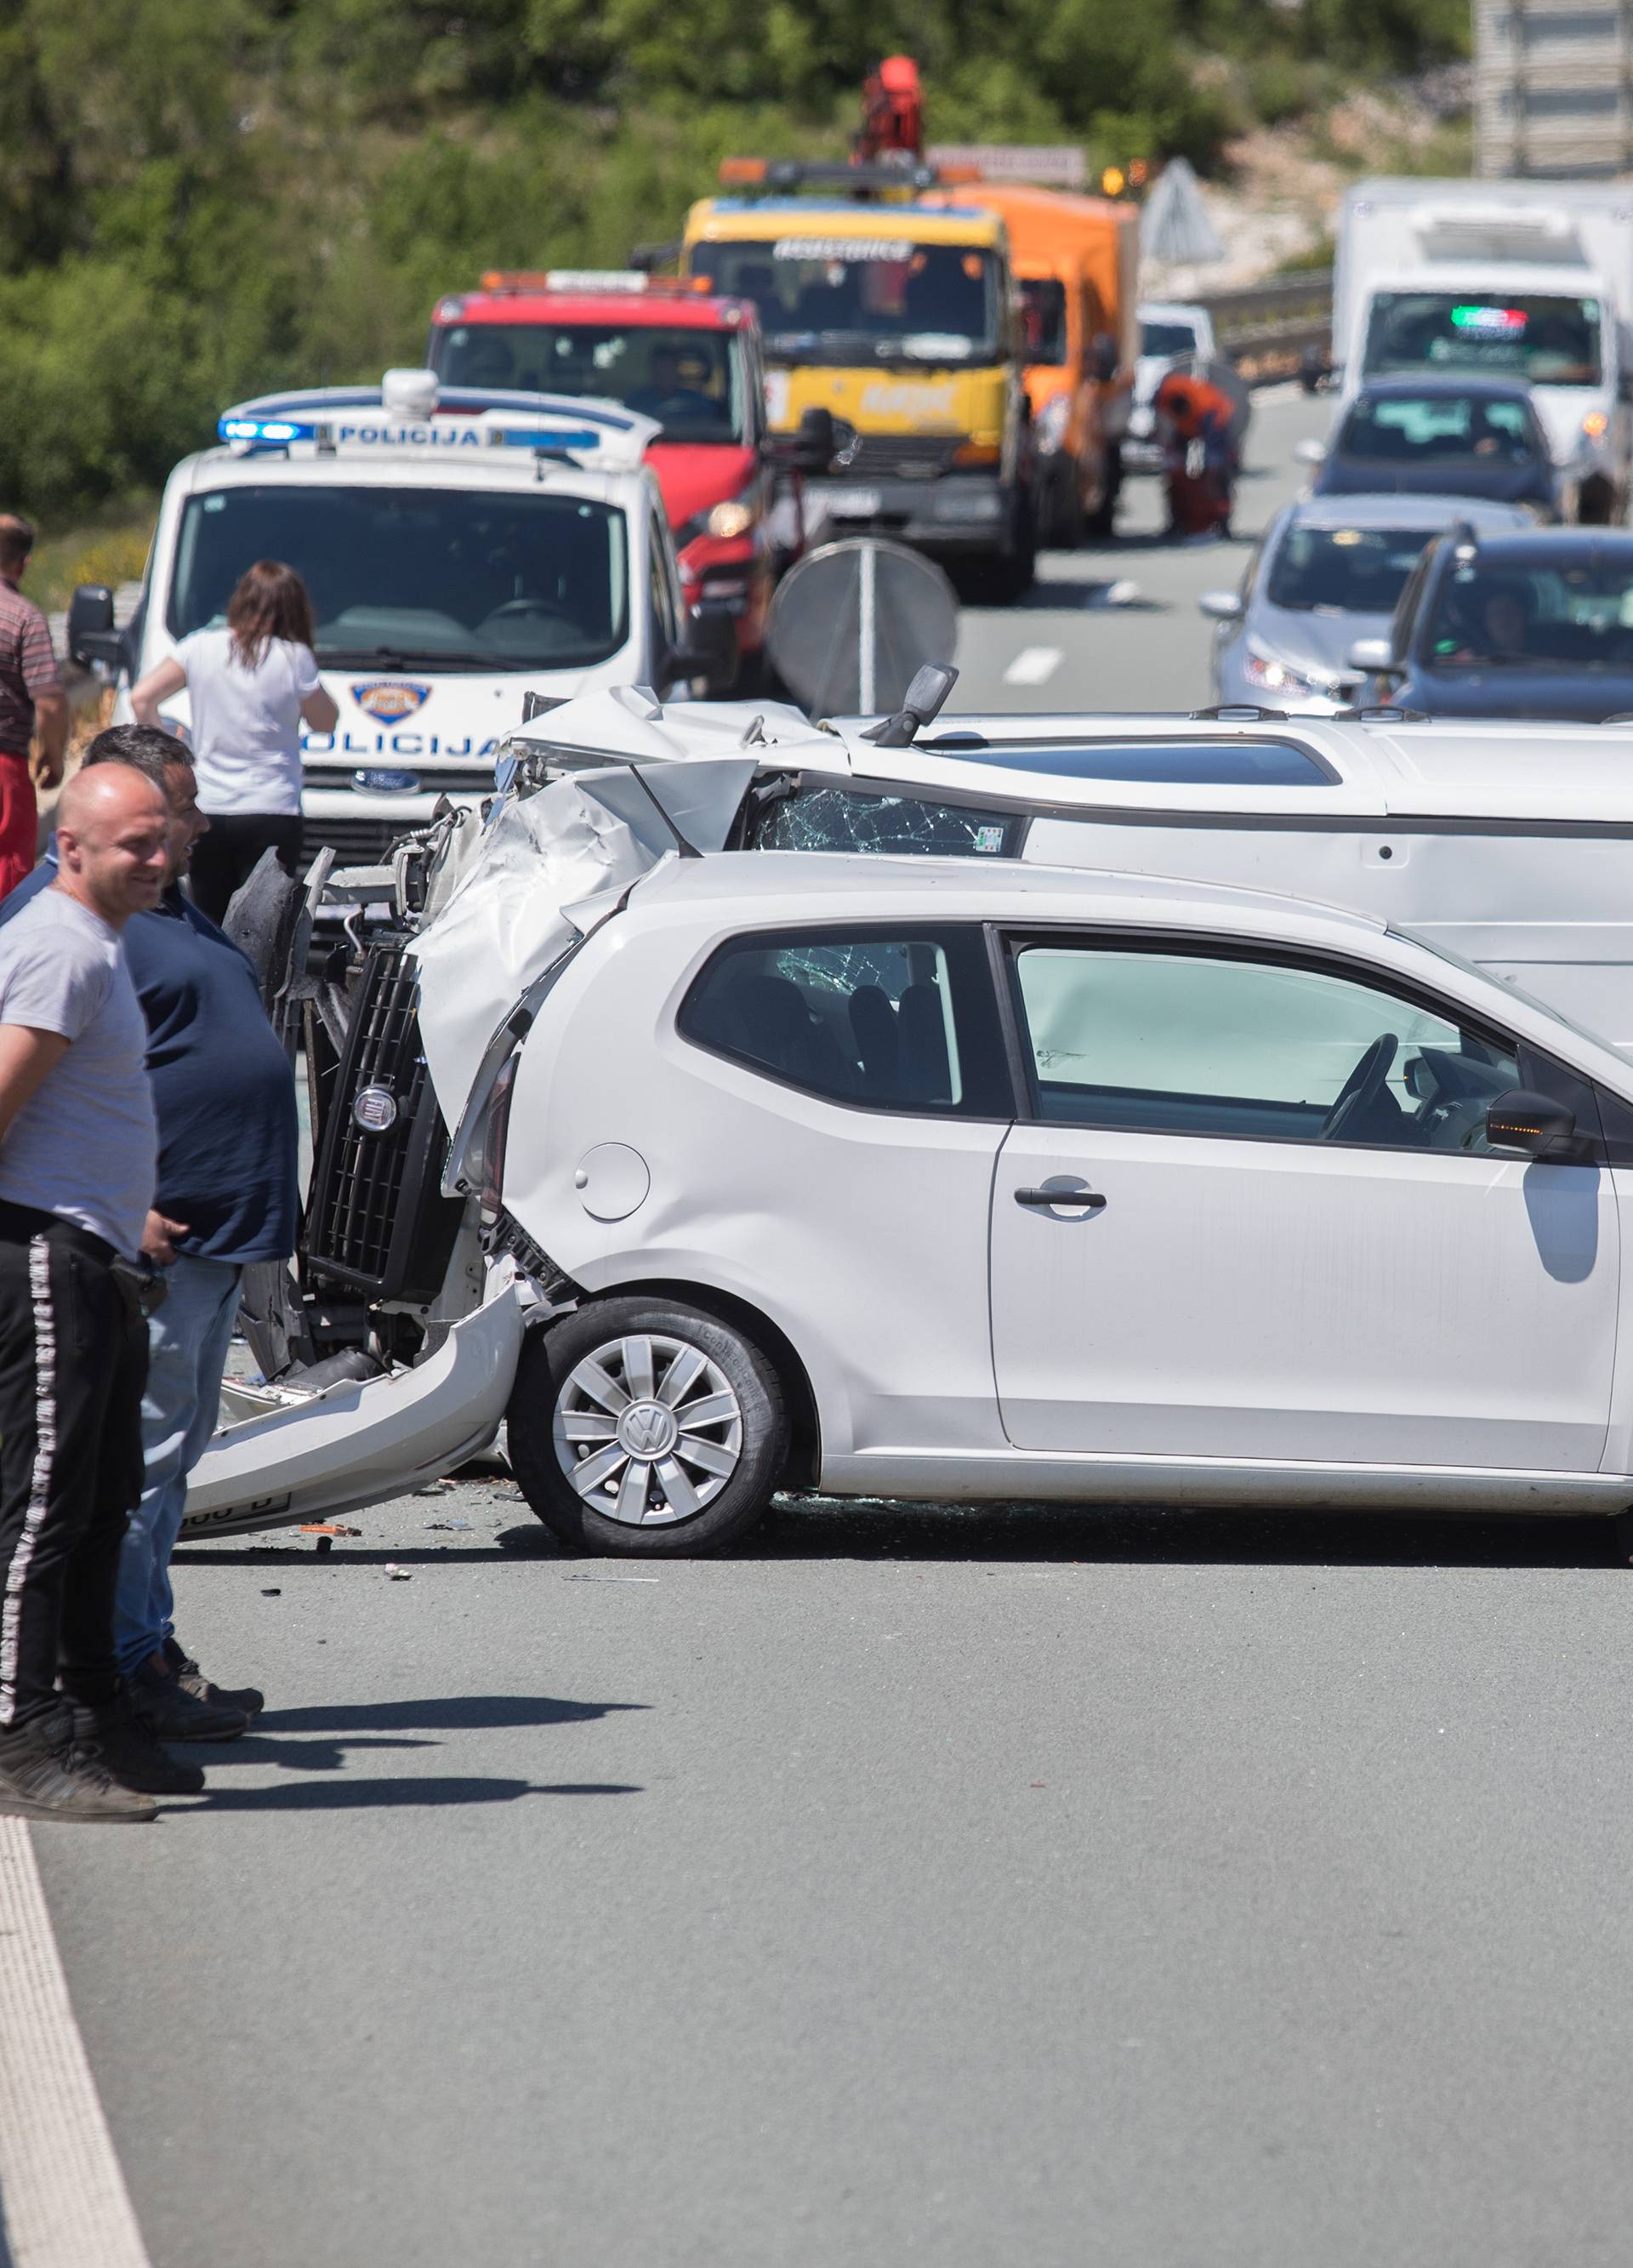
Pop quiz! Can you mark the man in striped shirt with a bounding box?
[0,516,68,901]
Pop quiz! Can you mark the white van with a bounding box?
[65,369,731,867]
[492,689,1633,1054]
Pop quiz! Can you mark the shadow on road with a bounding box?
[1014,574,1165,611]
[174,1775,640,1813]
[258,1694,647,1733]
[731,1498,1626,1571]
[179,1503,1627,1581]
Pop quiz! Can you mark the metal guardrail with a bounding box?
[1199,269,1332,383]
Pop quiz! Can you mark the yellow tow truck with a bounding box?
[682,162,1037,599]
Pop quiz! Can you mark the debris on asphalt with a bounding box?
[565,1572,659,1583]
[384,1564,413,1580]
[299,1523,361,1536]
[424,1517,472,1531]
[260,1587,282,1596]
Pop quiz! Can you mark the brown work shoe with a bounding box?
[0,1703,157,1822]
[130,1653,248,1743]
[163,1633,263,1718]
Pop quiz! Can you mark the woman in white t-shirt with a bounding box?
[131,561,339,924]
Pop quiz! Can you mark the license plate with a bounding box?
[822,487,882,519]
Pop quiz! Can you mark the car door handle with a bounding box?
[1015,1186,1107,1211]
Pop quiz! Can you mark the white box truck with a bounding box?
[1333,177,1633,521]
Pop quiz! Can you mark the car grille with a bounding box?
[304,766,492,801]
[304,938,465,1301]
[301,816,402,869]
[839,434,963,481]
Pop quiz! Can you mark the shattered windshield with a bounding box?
[748,783,1022,858]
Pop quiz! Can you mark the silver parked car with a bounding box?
[1198,493,1532,713]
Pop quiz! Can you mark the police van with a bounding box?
[67,369,731,867]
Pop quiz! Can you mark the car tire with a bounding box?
[1579,472,1617,526]
[984,489,1038,603]
[508,1297,788,1556]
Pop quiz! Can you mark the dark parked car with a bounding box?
[1348,527,1633,721]
[1303,376,1562,520]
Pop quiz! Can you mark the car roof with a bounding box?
[1279,493,1533,533]
[630,845,1388,938]
[438,291,750,331]
[1423,528,1633,562]
[168,447,651,508]
[1351,373,1536,402]
[687,201,1007,248]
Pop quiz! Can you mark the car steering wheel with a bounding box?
[1322,1034,1398,1142]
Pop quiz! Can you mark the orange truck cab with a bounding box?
[930,185,1139,543]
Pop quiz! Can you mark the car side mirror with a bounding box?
[1089,332,1120,384]
[790,405,839,475]
[1486,1088,1578,1160]
[1346,635,1394,673]
[1197,589,1243,622]
[68,582,124,672]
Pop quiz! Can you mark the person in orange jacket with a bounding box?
[1155,370,1238,539]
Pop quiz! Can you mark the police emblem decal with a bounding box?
[352,681,431,723]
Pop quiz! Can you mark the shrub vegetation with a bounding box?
[3,0,1466,520]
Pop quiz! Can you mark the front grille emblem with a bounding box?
[353,1084,399,1134]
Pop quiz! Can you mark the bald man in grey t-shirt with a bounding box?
[0,767,179,1823]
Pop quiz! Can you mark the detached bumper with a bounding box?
[183,1274,526,1537]
[806,472,1014,557]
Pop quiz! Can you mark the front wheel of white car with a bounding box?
[509,1299,789,1555]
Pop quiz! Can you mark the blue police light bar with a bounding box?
[219,418,313,444]
[216,412,606,453]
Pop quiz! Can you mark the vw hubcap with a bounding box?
[552,1333,743,1527]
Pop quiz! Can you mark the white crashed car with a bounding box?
[188,758,1633,1554]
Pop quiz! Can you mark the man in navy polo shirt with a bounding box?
[4,725,298,1745]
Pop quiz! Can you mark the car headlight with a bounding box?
[677,493,758,547]
[1035,392,1072,452]
[1584,409,1610,442]
[1243,647,1326,702]
[708,499,754,539]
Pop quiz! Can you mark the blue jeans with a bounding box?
[115,1254,242,1676]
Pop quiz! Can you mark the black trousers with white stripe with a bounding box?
[0,1219,148,1729]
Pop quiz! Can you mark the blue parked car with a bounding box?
[1302,375,1564,520]
[1349,527,1633,721]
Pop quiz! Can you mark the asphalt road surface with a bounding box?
[35,388,1633,2268]
[947,384,1320,715]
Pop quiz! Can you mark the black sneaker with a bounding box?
[130,1654,248,1743]
[163,1634,263,1718]
[74,1695,204,1797]
[0,1704,157,1822]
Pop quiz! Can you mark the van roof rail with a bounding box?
[1187,704,1289,722]
[1334,704,1431,722]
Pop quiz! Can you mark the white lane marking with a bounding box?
[1003,646,1063,687]
[0,1818,152,2267]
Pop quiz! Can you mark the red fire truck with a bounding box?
[427,272,773,682]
